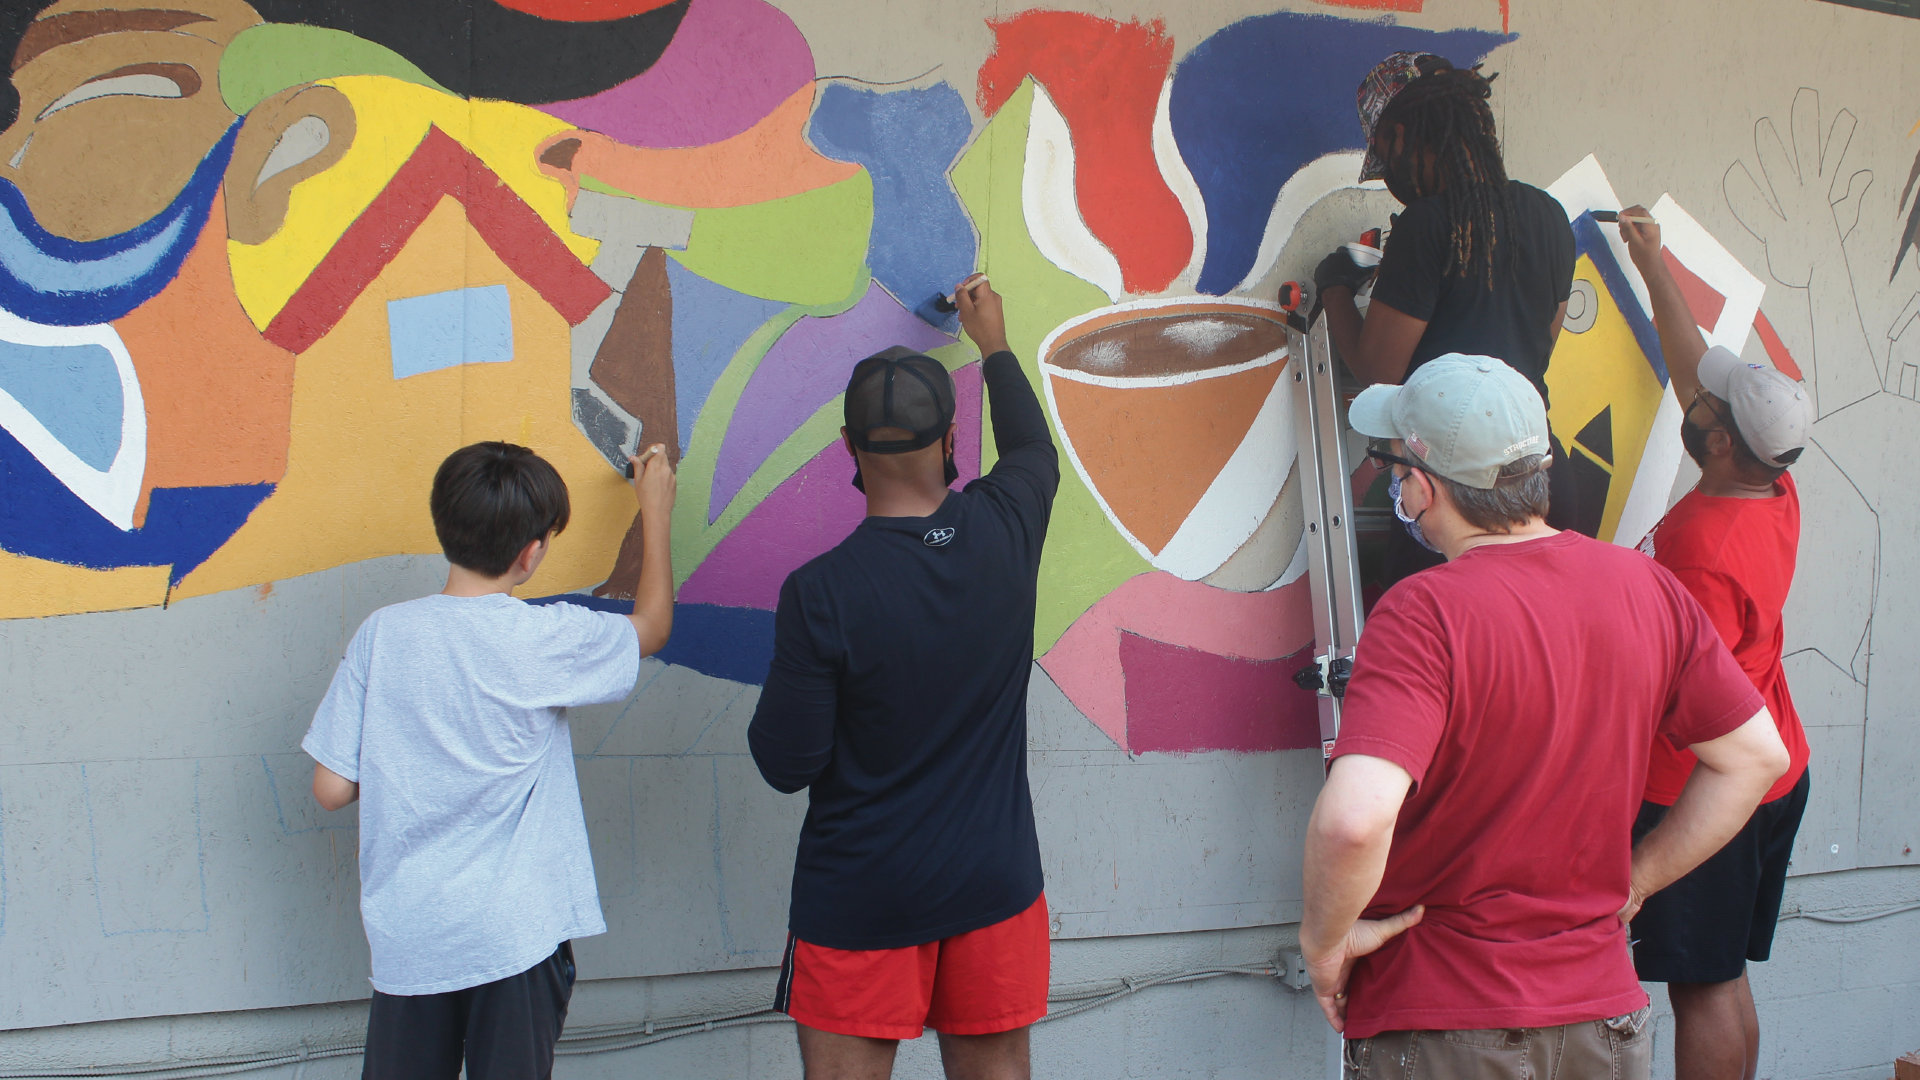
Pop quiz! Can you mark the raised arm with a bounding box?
[1623,707,1789,922]
[955,277,1058,499]
[625,443,676,657]
[747,577,839,793]
[1618,207,1710,406]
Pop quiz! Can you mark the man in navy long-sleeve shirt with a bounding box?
[749,278,1056,1080]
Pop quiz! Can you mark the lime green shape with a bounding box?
[950,79,1149,657]
[220,25,450,115]
[583,174,875,307]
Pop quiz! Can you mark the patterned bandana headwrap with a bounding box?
[1356,51,1453,182]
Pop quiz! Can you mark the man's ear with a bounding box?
[225,83,355,245]
[842,426,857,458]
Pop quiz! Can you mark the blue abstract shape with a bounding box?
[665,259,786,454]
[0,122,240,326]
[808,82,976,331]
[1169,13,1510,294]
[1572,212,1667,385]
[387,284,515,379]
[0,338,122,469]
[533,594,775,685]
[0,424,272,584]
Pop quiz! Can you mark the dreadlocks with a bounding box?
[1375,66,1510,290]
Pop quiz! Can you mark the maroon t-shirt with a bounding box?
[1333,531,1763,1038]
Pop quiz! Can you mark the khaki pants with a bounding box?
[1343,1006,1652,1080]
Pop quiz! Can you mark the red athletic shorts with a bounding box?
[774,894,1050,1040]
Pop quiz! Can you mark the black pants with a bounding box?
[363,941,575,1080]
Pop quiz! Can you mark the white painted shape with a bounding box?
[1231,151,1378,296]
[1268,515,1310,590]
[0,309,146,531]
[253,115,330,189]
[1153,77,1209,294]
[1613,383,1685,549]
[1546,154,1654,317]
[1152,369,1295,579]
[38,74,182,121]
[1023,83,1126,302]
[1649,194,1765,357]
[7,131,30,170]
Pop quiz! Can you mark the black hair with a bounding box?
[430,442,571,578]
[1375,66,1509,289]
[1432,454,1551,532]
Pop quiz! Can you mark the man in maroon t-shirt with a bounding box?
[1619,207,1814,1080]
[1300,354,1790,1079]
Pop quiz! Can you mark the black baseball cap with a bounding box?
[844,347,955,453]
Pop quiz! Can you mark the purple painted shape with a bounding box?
[1119,632,1321,754]
[681,362,981,610]
[708,281,953,521]
[538,0,815,149]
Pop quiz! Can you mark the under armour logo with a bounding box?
[924,528,954,547]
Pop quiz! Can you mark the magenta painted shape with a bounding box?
[708,282,954,521]
[1119,632,1322,754]
[681,363,981,610]
[538,0,815,149]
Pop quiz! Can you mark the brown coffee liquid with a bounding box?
[1048,310,1284,379]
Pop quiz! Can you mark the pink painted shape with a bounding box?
[680,363,982,610]
[538,0,815,150]
[709,281,955,521]
[1120,632,1321,753]
[1039,572,1315,751]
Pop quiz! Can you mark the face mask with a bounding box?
[1679,414,1712,469]
[1390,470,1441,553]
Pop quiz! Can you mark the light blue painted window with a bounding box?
[0,339,123,470]
[386,284,514,379]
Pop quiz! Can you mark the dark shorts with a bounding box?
[362,941,576,1080]
[1630,768,1810,984]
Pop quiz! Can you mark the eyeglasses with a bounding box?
[1365,439,1425,474]
[1686,391,1731,433]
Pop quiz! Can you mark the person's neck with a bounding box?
[1695,463,1780,500]
[863,481,949,519]
[1438,517,1557,560]
[443,564,528,597]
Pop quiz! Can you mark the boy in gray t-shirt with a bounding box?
[303,440,676,1079]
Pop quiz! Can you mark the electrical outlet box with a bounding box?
[1280,950,1312,991]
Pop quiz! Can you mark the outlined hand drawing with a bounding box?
[1725,88,1881,415]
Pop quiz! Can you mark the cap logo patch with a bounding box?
[1406,431,1430,459]
[1500,434,1541,456]
[923,527,954,547]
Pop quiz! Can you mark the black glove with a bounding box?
[1314,248,1374,294]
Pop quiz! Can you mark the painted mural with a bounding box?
[0,0,1895,765]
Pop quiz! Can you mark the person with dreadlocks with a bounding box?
[1315,52,1578,585]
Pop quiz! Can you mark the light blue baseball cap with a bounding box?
[1348,354,1552,489]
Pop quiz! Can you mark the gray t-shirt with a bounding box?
[303,593,639,995]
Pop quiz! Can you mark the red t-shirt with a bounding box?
[1333,531,1762,1039]
[1637,474,1808,805]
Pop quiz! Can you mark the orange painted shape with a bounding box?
[1753,310,1804,382]
[488,0,681,19]
[113,190,296,527]
[1049,362,1281,554]
[557,85,859,209]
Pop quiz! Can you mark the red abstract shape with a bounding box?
[1312,0,1509,33]
[1118,632,1322,754]
[1752,310,1805,382]
[977,11,1190,295]
[265,126,611,353]
[1660,248,1728,336]
[489,0,680,19]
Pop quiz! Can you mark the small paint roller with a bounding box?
[929,273,990,314]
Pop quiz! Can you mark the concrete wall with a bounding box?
[1,0,1918,1073]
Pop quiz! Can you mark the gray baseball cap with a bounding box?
[1697,346,1810,468]
[1348,354,1552,489]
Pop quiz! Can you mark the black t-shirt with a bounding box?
[1370,180,1575,407]
[747,350,1055,950]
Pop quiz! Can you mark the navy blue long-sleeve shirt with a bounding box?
[747,349,1058,950]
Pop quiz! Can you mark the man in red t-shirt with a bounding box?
[1618,208,1815,1080]
[1300,354,1790,1079]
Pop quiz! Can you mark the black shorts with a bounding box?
[1629,768,1809,984]
[362,941,576,1080]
